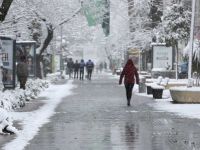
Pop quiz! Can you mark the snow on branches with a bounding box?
[129,0,152,50]
[162,3,191,45]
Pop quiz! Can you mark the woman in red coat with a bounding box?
[119,59,139,106]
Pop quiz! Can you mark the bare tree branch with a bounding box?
[0,0,13,22]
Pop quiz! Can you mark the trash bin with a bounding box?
[151,85,164,99]
[139,77,146,93]
[147,86,153,94]
[152,88,163,99]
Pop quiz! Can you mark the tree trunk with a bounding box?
[36,54,42,79]
[36,23,54,79]
[39,24,54,56]
[0,0,13,22]
[33,11,54,79]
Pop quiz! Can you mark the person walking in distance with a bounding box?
[73,60,80,79]
[119,59,139,106]
[17,55,28,90]
[79,59,85,80]
[67,58,74,79]
[86,59,94,80]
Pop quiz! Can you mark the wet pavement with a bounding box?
[22,74,200,150]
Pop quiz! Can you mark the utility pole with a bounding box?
[188,0,196,79]
[60,24,64,75]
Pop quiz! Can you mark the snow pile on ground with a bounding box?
[0,79,49,135]
[152,98,200,120]
[46,72,66,83]
[0,79,49,111]
[144,83,200,120]
[3,80,75,150]
[25,79,49,101]
[134,75,200,119]
[0,108,18,135]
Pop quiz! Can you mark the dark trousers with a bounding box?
[69,69,73,79]
[18,76,27,90]
[80,70,84,80]
[87,70,92,80]
[74,70,78,79]
[125,84,134,101]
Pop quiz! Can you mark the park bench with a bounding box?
[145,77,169,99]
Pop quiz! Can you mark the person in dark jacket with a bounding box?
[17,56,28,90]
[86,59,94,80]
[119,59,139,106]
[79,59,85,80]
[67,58,74,79]
[73,60,80,79]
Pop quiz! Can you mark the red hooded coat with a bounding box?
[119,59,139,84]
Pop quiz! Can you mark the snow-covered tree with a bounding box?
[28,18,42,48]
[128,0,152,51]
[1,0,84,78]
[163,3,191,47]
[161,2,191,79]
[149,0,163,29]
[193,40,200,73]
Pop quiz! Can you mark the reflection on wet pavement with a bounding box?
[25,74,200,150]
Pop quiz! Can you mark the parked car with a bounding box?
[178,62,188,79]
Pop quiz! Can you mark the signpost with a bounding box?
[153,45,173,69]
[188,0,196,78]
[54,55,61,72]
[16,41,36,78]
[0,36,16,89]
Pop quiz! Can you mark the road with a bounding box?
[23,74,200,150]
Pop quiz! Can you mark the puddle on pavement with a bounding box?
[110,113,200,150]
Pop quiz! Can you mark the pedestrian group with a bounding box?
[67,58,94,80]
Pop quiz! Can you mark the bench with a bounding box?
[145,77,169,99]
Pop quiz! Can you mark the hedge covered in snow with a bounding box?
[0,78,50,134]
[0,73,66,134]
[0,79,49,111]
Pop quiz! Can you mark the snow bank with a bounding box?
[3,80,75,150]
[0,79,49,111]
[148,87,200,120]
[0,78,49,136]
[152,98,200,120]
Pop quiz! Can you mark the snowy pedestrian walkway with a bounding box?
[3,73,200,150]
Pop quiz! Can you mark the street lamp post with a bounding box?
[188,0,196,79]
[60,24,64,76]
